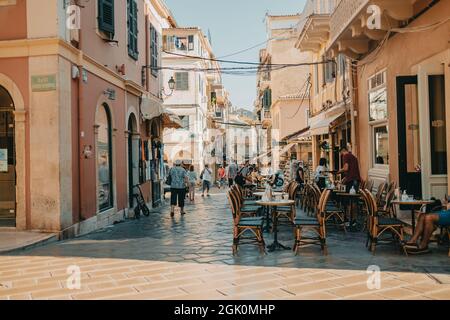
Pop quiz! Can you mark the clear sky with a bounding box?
[164,0,308,110]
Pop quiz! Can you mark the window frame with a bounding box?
[368,69,389,169]
[175,72,189,91]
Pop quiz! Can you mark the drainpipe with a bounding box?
[145,15,149,92]
[77,27,84,222]
[350,61,358,157]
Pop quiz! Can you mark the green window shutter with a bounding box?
[127,0,138,60]
[98,0,115,37]
[150,24,158,76]
[268,89,272,107]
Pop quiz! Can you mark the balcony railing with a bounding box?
[329,0,369,45]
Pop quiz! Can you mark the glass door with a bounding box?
[397,76,422,198]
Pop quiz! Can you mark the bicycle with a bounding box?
[132,184,150,218]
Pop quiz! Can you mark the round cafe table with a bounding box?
[256,199,295,252]
[391,199,434,233]
[252,191,286,199]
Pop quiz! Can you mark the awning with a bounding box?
[252,150,271,162]
[141,98,163,120]
[277,143,296,156]
[162,109,182,129]
[141,98,182,129]
[310,112,345,136]
[283,126,310,141]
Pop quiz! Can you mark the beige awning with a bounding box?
[141,98,163,120]
[278,143,296,156]
[310,112,345,136]
[141,98,182,129]
[253,150,271,162]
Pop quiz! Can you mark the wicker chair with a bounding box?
[229,186,261,217]
[366,180,374,193]
[273,182,299,223]
[293,189,328,255]
[375,182,387,206]
[365,190,406,255]
[227,191,265,255]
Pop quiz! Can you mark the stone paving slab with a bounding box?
[0,231,57,253]
[0,189,449,300]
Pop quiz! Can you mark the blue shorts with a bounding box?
[438,210,450,226]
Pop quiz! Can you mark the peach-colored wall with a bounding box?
[80,0,147,86]
[0,0,27,40]
[79,71,127,220]
[356,0,450,182]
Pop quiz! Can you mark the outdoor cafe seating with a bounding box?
[225,173,450,257]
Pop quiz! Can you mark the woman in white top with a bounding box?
[315,157,329,189]
[201,164,213,197]
[187,165,197,203]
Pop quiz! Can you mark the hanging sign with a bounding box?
[31,74,57,92]
[0,149,7,172]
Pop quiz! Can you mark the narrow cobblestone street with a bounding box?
[0,188,449,300]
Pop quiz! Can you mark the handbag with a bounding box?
[166,169,172,185]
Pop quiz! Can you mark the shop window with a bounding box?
[429,75,447,175]
[97,104,113,211]
[368,70,389,167]
[374,125,389,165]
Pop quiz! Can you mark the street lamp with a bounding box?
[161,76,175,97]
[141,65,175,98]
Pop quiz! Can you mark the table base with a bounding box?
[267,240,291,252]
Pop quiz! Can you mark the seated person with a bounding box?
[404,197,450,254]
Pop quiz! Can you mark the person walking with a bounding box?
[338,147,362,227]
[187,165,197,203]
[168,160,188,217]
[200,164,212,197]
[217,165,226,189]
[227,160,238,187]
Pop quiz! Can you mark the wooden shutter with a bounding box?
[175,72,189,90]
[188,35,194,50]
[127,0,138,59]
[98,0,115,36]
[150,24,158,76]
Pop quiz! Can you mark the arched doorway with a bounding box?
[96,103,113,212]
[127,114,138,207]
[0,85,15,227]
